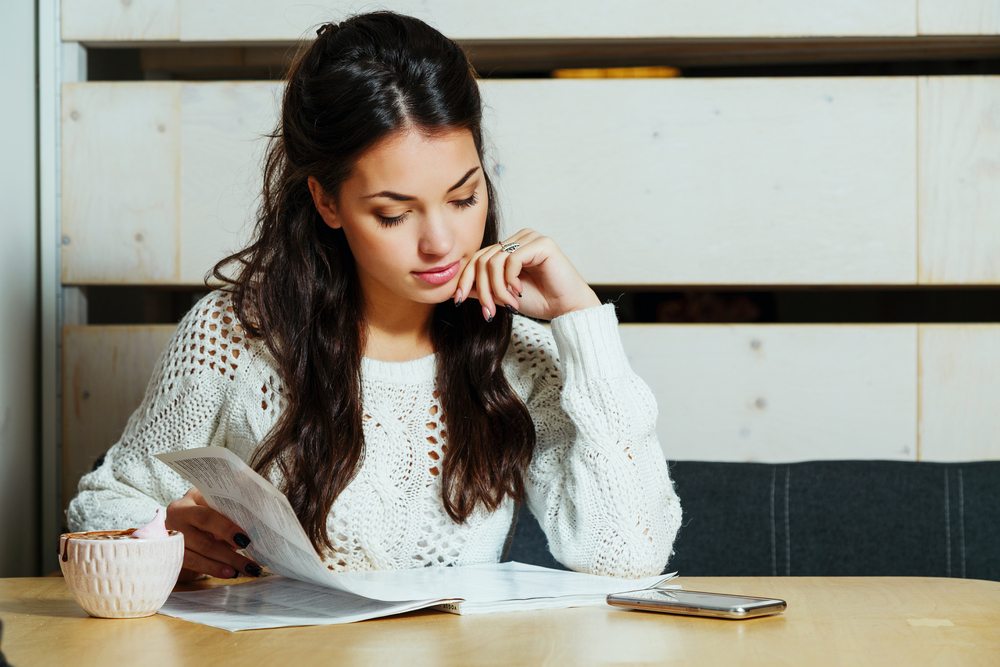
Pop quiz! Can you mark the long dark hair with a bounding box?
[211,10,536,556]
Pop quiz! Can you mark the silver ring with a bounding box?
[500,242,520,254]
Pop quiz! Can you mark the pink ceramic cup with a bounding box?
[58,528,185,618]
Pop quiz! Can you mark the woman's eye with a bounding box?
[453,192,479,210]
[375,192,479,228]
[376,212,407,227]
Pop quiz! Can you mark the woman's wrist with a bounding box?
[554,289,602,317]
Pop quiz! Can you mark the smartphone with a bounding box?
[606,588,786,619]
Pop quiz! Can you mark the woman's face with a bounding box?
[308,127,489,313]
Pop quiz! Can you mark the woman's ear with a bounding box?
[307,175,342,230]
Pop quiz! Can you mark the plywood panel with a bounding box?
[919,325,1000,461]
[61,78,918,285]
[61,0,180,42]
[61,325,176,510]
[179,83,280,281]
[485,77,917,284]
[61,1,916,42]
[919,0,1000,35]
[619,324,919,462]
[184,0,916,40]
[918,76,1000,284]
[61,83,180,283]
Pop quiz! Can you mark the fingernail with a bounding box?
[246,563,262,577]
[223,566,238,578]
[504,304,519,314]
[483,306,493,323]
[454,288,464,306]
[234,533,251,548]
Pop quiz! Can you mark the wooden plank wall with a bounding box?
[60,76,1000,286]
[61,326,176,506]
[918,77,1000,284]
[57,1,1000,510]
[62,322,1000,468]
[62,1,919,41]
[59,1,1000,41]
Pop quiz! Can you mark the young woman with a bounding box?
[67,10,682,582]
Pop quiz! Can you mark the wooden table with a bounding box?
[1,576,998,665]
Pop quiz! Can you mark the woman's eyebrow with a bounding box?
[361,166,480,201]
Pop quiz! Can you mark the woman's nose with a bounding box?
[417,213,454,257]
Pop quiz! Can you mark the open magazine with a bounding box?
[154,447,678,631]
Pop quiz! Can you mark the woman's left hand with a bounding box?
[453,228,601,321]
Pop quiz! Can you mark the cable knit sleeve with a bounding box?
[65,292,246,532]
[514,303,682,578]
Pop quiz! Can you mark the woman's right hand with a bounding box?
[165,487,263,582]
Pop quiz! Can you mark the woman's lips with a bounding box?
[412,260,460,286]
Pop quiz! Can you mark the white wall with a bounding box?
[0,0,40,576]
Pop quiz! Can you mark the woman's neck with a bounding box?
[362,296,436,362]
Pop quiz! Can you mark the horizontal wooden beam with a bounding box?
[62,0,921,43]
[60,1,1000,44]
[61,78,925,285]
[62,321,999,510]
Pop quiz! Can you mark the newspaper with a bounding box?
[155,447,351,591]
[160,577,449,631]
[154,446,678,631]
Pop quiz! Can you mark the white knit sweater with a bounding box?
[67,290,682,578]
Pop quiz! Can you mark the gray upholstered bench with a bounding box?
[506,460,1000,581]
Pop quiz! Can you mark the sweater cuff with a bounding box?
[549,302,631,382]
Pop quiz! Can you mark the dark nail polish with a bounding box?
[486,314,494,323]
[234,533,251,548]
[246,563,262,577]
[454,298,463,307]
